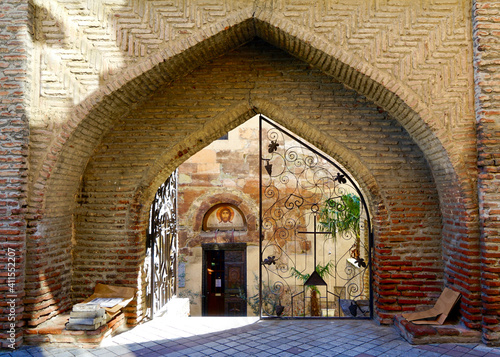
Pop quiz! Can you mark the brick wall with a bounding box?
[0,0,491,347]
[473,0,500,346]
[0,0,31,349]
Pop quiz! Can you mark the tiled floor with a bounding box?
[3,317,500,357]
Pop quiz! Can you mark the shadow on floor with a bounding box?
[4,318,500,357]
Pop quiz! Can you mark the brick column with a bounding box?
[0,0,30,349]
[473,0,500,346]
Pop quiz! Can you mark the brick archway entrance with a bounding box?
[20,12,479,345]
[4,0,496,348]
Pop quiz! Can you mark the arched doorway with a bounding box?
[152,114,373,319]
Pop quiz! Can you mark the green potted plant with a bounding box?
[289,193,363,317]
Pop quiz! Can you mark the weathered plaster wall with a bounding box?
[176,118,260,316]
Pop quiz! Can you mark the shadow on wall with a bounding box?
[26,0,133,328]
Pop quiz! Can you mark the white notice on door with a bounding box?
[215,278,221,288]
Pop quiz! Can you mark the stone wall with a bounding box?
[176,118,260,315]
[177,117,260,254]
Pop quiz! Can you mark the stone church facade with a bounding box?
[1,0,500,348]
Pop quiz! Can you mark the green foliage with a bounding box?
[290,261,334,294]
[318,193,361,239]
[247,273,279,315]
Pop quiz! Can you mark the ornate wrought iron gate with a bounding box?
[145,170,178,319]
[259,115,372,318]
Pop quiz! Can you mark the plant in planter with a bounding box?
[319,193,366,268]
[247,273,287,317]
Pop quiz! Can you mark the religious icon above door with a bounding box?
[203,203,247,231]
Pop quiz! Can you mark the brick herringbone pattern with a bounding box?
[35,0,247,101]
[34,0,473,130]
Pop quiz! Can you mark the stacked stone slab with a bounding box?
[66,304,106,331]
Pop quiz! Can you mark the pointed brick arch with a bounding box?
[37,12,460,202]
[139,99,385,283]
[38,14,458,220]
[73,38,445,325]
[28,15,479,329]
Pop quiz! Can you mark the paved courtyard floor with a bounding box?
[2,317,500,357]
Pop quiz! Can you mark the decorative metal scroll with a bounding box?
[145,170,178,319]
[259,115,372,318]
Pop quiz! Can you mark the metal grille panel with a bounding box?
[145,170,178,319]
[259,116,372,318]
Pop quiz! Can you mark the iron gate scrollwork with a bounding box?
[259,115,372,318]
[145,169,178,319]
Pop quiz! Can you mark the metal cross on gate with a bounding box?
[297,206,334,287]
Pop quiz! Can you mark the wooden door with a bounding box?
[203,244,246,316]
[224,249,246,316]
